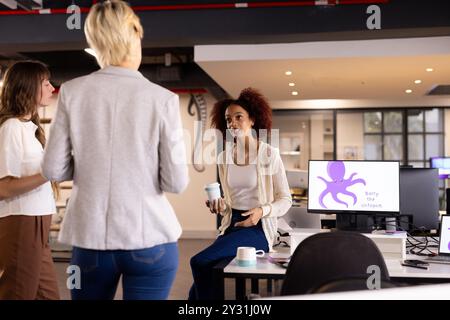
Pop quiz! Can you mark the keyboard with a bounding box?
[425,255,450,264]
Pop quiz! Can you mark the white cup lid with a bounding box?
[205,182,220,189]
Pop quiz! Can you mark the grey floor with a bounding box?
[54,239,276,300]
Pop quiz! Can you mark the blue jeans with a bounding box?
[189,209,269,300]
[70,242,178,300]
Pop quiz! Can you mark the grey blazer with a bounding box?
[42,66,189,250]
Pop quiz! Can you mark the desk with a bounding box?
[214,253,450,300]
[385,256,450,281]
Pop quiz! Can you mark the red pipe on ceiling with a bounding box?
[50,86,207,94]
[0,0,389,15]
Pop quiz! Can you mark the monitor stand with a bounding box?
[335,214,377,233]
[336,213,409,233]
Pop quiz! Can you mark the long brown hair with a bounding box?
[0,61,59,199]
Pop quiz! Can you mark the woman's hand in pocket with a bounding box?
[234,207,263,227]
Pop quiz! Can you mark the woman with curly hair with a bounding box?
[189,88,292,300]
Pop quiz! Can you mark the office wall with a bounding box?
[336,112,364,160]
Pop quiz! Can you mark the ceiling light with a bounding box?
[426,68,434,72]
[291,91,298,96]
[84,48,97,58]
[405,89,412,94]
[414,80,422,84]
[288,83,295,87]
[285,71,292,76]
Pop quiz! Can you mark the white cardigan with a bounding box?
[217,141,292,251]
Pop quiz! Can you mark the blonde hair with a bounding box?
[84,0,143,68]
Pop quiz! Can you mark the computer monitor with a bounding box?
[308,160,400,215]
[430,157,450,179]
[399,168,440,232]
[286,169,308,189]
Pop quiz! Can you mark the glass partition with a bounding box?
[272,110,335,171]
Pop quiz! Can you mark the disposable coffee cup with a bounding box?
[204,182,221,202]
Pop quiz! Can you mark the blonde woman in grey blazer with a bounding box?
[42,1,188,300]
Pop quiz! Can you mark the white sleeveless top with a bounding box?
[0,118,56,218]
[227,163,259,210]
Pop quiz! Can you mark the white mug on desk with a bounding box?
[236,247,265,267]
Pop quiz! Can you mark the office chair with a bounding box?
[280,231,391,296]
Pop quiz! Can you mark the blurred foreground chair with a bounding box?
[280,231,393,296]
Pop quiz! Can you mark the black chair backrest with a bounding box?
[280,231,390,296]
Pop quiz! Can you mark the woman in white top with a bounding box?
[189,88,292,300]
[0,61,59,300]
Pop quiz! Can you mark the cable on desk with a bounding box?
[369,219,439,256]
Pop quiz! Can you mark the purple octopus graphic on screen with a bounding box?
[448,228,450,251]
[317,161,366,208]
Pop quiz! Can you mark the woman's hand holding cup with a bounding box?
[204,182,225,214]
[205,198,226,215]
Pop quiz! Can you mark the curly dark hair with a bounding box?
[210,87,272,140]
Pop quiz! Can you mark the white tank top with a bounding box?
[227,163,259,210]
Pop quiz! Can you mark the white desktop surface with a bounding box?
[223,253,450,279]
[289,228,330,236]
[224,255,287,275]
[386,255,450,278]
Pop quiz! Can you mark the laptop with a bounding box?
[425,215,450,264]
[278,206,322,231]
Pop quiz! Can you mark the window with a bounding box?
[363,111,404,161]
[337,108,444,165]
[407,109,444,168]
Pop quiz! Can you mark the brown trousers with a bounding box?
[0,214,60,300]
